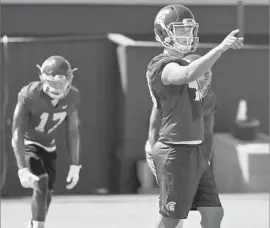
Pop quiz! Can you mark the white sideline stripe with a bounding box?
[0,35,105,43]
[237,143,269,154]
[108,33,136,46]
[133,40,269,50]
[237,142,269,183]
[109,33,269,50]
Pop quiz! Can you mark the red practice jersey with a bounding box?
[146,53,204,143]
[17,81,80,151]
[202,89,217,117]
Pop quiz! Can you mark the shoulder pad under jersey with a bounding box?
[146,53,189,90]
[18,81,42,109]
[66,85,81,110]
[147,53,189,74]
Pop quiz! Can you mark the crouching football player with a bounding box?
[11,55,82,228]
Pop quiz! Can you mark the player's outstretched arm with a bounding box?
[161,29,244,86]
[12,101,39,188]
[65,109,82,189]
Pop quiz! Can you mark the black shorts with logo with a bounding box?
[25,144,57,190]
[152,142,221,219]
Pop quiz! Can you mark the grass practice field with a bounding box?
[1,193,269,228]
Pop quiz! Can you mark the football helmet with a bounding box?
[37,55,77,100]
[184,54,212,98]
[154,4,199,53]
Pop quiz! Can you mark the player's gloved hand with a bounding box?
[66,165,82,189]
[18,167,39,188]
[218,29,244,52]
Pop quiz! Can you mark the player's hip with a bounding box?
[24,132,56,153]
[24,138,56,153]
[153,141,204,152]
[158,129,204,144]
[152,141,208,170]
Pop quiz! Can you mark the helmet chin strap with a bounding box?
[161,36,193,54]
[164,48,184,59]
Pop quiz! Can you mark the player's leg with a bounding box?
[193,147,224,228]
[157,217,180,228]
[46,190,53,214]
[31,174,49,228]
[153,143,200,228]
[198,206,224,228]
[42,152,57,215]
[146,144,179,228]
[25,145,49,228]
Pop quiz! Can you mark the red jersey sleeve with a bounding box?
[68,85,81,113]
[17,82,40,110]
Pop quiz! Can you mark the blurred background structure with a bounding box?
[0,0,269,226]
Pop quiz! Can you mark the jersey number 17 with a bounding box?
[35,112,67,134]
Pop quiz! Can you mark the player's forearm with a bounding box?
[184,46,223,82]
[67,129,81,165]
[11,129,26,169]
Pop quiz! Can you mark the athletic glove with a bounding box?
[66,165,82,189]
[18,167,39,188]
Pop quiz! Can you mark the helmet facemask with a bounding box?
[156,18,199,53]
[37,65,77,100]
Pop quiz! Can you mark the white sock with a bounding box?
[32,221,45,228]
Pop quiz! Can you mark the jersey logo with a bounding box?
[156,8,171,27]
[62,105,68,109]
[166,202,176,212]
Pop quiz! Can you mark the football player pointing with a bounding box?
[146,4,243,228]
[12,56,82,228]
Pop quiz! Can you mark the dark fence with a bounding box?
[1,36,122,196]
[1,35,268,195]
[1,2,269,195]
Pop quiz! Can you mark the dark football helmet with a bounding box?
[37,55,77,99]
[154,4,199,53]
